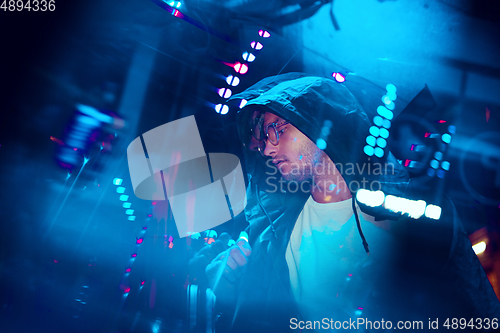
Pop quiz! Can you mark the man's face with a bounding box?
[258,112,324,182]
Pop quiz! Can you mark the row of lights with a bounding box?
[427,124,455,179]
[364,84,397,158]
[356,189,442,220]
[113,178,136,221]
[214,29,271,115]
[122,225,148,295]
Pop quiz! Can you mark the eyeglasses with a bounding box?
[255,120,290,156]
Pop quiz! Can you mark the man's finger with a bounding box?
[236,239,252,258]
[230,246,249,268]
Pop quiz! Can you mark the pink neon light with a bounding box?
[136,238,143,244]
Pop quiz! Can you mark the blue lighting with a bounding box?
[113,178,123,186]
[427,168,435,177]
[123,202,132,208]
[430,159,439,169]
[385,101,395,110]
[242,52,256,62]
[441,161,450,171]
[373,116,383,127]
[442,133,452,144]
[128,216,136,221]
[379,128,389,139]
[376,137,387,148]
[386,83,397,93]
[126,209,134,215]
[316,138,327,150]
[364,145,374,156]
[448,125,456,134]
[239,99,248,109]
[386,91,397,101]
[434,151,443,160]
[382,95,392,105]
[369,126,380,137]
[437,170,445,178]
[377,106,393,120]
[226,75,240,86]
[215,104,229,114]
[383,119,391,129]
[117,187,125,194]
[299,155,303,160]
[329,184,336,191]
[374,147,384,158]
[366,135,376,146]
[120,195,129,201]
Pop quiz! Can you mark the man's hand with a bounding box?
[205,238,252,303]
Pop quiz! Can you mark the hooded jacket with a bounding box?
[216,73,500,332]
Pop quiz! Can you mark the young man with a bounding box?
[205,73,500,332]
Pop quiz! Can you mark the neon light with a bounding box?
[442,133,451,144]
[242,52,255,62]
[126,209,134,215]
[369,126,380,137]
[220,105,229,115]
[438,120,446,123]
[119,195,129,201]
[364,145,374,156]
[136,238,143,244]
[376,137,387,148]
[386,83,397,93]
[218,88,232,98]
[472,241,486,254]
[250,41,263,50]
[379,128,389,139]
[316,138,327,150]
[258,30,271,38]
[424,205,441,220]
[113,178,123,185]
[123,202,131,208]
[377,106,393,120]
[366,135,376,146]
[441,161,450,171]
[356,189,385,207]
[128,216,136,221]
[448,125,456,134]
[434,151,443,160]
[239,99,248,108]
[373,116,383,127]
[332,72,346,83]
[374,147,384,158]
[117,187,125,194]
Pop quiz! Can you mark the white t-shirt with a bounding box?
[285,195,392,323]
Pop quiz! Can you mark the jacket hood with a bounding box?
[230,73,410,225]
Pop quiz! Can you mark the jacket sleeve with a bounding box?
[442,200,500,319]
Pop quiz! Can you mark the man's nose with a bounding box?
[263,139,277,157]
